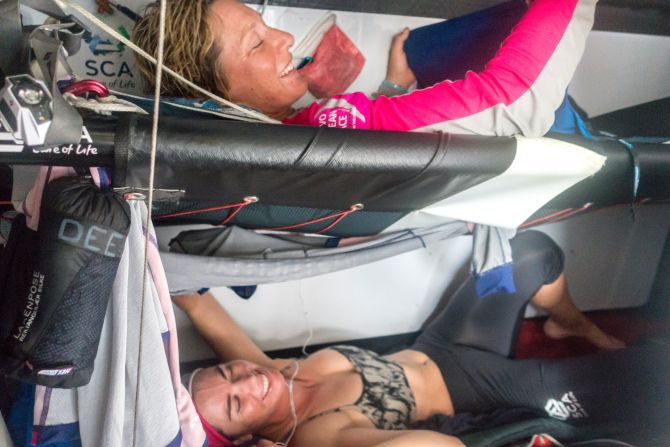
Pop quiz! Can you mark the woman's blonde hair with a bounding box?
[132,0,229,98]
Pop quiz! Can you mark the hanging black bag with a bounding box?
[0,176,130,388]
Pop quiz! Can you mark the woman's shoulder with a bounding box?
[297,345,359,375]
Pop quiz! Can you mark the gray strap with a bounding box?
[162,222,469,292]
[21,0,68,20]
[31,27,83,146]
[0,0,24,75]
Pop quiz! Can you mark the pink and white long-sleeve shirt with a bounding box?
[284,0,596,137]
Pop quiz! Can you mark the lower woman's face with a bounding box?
[208,0,308,117]
[192,360,289,437]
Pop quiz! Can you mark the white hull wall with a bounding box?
[168,205,670,362]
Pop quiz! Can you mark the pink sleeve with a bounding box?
[375,0,596,136]
[286,0,596,137]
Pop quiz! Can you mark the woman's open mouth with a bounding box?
[280,62,295,77]
[260,371,270,399]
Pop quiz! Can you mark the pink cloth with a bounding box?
[284,0,595,137]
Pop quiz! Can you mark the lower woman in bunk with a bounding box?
[171,231,667,447]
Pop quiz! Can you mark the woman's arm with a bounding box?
[369,432,464,447]
[286,0,596,137]
[292,425,464,447]
[172,292,289,368]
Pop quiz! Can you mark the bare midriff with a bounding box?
[387,349,455,420]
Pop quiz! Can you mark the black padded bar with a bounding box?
[114,114,517,212]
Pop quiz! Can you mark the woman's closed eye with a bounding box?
[235,396,242,415]
[227,395,241,420]
[217,365,230,381]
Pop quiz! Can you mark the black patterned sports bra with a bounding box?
[308,345,417,430]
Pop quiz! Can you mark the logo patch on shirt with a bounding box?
[544,391,588,420]
[315,97,367,129]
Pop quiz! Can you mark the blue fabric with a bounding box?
[33,423,81,445]
[230,285,257,299]
[475,263,516,298]
[404,0,527,89]
[8,383,35,447]
[550,96,593,137]
[165,430,183,447]
[8,383,82,447]
[97,167,111,189]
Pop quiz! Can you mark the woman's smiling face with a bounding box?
[191,360,290,437]
[207,0,308,118]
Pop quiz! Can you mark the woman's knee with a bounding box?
[511,231,565,285]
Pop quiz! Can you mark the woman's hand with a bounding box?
[385,28,416,89]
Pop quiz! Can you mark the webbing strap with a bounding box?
[0,0,24,76]
[30,28,83,146]
[21,0,68,20]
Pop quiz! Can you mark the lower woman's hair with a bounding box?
[132,0,228,98]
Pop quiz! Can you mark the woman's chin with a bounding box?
[282,72,308,97]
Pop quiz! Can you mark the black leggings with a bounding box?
[411,231,669,425]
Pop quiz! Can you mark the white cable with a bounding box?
[52,0,279,124]
[297,282,313,356]
[260,0,270,16]
[132,0,166,445]
[276,360,300,447]
[275,283,313,446]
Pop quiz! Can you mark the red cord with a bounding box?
[520,203,592,229]
[264,204,364,233]
[156,199,363,233]
[545,203,591,223]
[155,196,258,220]
[519,207,575,229]
[219,197,257,225]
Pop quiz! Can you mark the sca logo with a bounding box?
[84,25,134,79]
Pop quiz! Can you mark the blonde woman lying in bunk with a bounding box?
[171,231,647,447]
[134,0,597,136]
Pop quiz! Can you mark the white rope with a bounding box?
[52,0,279,124]
[131,0,166,444]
